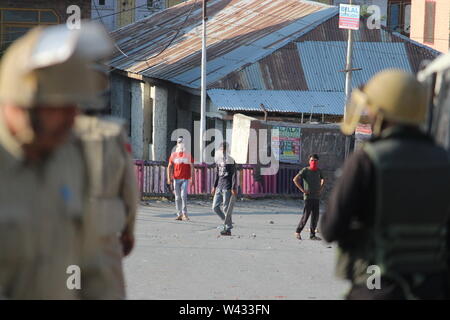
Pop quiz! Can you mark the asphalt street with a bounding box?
[123,198,349,300]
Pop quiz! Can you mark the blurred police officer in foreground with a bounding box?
[321,69,450,299]
[74,67,138,299]
[0,23,114,299]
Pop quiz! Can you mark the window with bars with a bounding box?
[0,9,59,54]
[387,0,411,36]
[424,0,436,44]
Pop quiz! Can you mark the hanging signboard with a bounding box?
[271,126,301,164]
[339,4,360,30]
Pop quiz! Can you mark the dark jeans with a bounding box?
[212,189,235,231]
[296,199,319,236]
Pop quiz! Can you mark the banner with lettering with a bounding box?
[271,126,301,163]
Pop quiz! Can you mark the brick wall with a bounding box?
[410,0,450,53]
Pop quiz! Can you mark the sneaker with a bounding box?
[295,232,302,240]
[310,235,322,241]
[175,216,182,221]
[220,230,232,236]
[182,214,190,221]
[217,223,234,230]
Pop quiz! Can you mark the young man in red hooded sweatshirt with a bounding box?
[293,154,325,240]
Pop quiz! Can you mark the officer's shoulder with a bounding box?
[96,116,126,137]
[342,147,374,174]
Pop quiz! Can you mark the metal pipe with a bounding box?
[200,0,207,163]
[344,0,354,158]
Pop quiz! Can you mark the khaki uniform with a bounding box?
[0,116,107,299]
[74,115,138,299]
[0,23,115,299]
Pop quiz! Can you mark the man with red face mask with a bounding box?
[293,154,325,240]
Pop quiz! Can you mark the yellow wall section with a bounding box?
[117,0,136,28]
[167,0,185,8]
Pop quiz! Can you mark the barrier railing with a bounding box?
[134,160,301,198]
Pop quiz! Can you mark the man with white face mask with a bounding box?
[167,137,195,221]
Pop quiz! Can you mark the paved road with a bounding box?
[123,198,349,300]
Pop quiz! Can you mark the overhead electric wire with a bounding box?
[91,3,149,21]
[89,0,441,79]
[2,1,442,59]
[81,0,444,106]
[105,2,440,64]
[110,18,430,62]
[93,0,198,64]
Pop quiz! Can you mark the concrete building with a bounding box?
[410,0,450,53]
[107,0,438,161]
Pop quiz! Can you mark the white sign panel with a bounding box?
[339,4,360,30]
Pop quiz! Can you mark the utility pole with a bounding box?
[344,0,354,158]
[199,0,207,163]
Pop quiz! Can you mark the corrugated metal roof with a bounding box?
[110,1,439,94]
[210,15,440,90]
[109,0,337,88]
[208,89,345,115]
[297,41,412,91]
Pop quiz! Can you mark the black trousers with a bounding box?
[296,199,319,236]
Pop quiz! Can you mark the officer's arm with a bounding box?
[121,138,139,237]
[117,131,139,259]
[321,150,373,242]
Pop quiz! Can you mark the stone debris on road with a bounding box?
[124,198,347,300]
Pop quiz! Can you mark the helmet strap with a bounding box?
[13,109,35,145]
[372,113,384,137]
[28,108,45,138]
